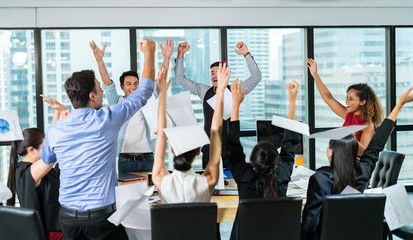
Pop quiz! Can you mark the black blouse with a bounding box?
[15,161,61,232]
[301,118,396,240]
[226,120,299,240]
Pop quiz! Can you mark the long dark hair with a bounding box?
[329,135,358,194]
[250,141,279,198]
[173,147,200,171]
[347,83,383,126]
[7,128,45,206]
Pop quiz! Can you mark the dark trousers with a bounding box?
[59,204,128,240]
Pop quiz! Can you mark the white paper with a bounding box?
[271,115,310,136]
[382,184,413,231]
[309,125,367,140]
[162,125,210,156]
[215,157,225,189]
[291,178,310,190]
[340,185,361,194]
[141,96,158,140]
[0,110,23,142]
[206,88,233,120]
[167,91,195,111]
[108,182,154,230]
[167,107,198,126]
[363,187,383,194]
[0,181,12,202]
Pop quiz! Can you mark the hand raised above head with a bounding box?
[41,94,68,112]
[306,58,318,76]
[231,78,247,106]
[177,42,190,54]
[156,66,171,95]
[89,40,106,61]
[235,42,249,55]
[160,38,174,58]
[216,62,230,93]
[139,39,156,55]
[398,86,413,106]
[286,80,299,102]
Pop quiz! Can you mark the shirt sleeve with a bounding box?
[240,57,262,94]
[101,81,122,105]
[301,174,325,233]
[226,120,248,182]
[277,129,299,196]
[40,132,57,165]
[108,78,154,125]
[174,58,210,101]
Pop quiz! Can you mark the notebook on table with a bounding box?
[118,173,147,182]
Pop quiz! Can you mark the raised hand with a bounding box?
[235,42,249,55]
[177,42,190,57]
[231,78,247,106]
[89,41,106,61]
[306,58,318,77]
[160,38,174,58]
[156,66,171,95]
[139,39,156,55]
[41,94,68,112]
[398,86,413,106]
[217,62,230,93]
[286,80,299,103]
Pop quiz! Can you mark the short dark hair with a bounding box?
[120,71,139,86]
[64,70,96,109]
[210,62,220,69]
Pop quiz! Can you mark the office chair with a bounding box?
[320,194,386,240]
[151,202,217,240]
[371,150,405,188]
[237,197,302,240]
[0,206,46,240]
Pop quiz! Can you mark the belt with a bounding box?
[119,152,153,161]
[60,203,116,218]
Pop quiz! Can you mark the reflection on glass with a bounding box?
[315,138,330,169]
[314,28,387,128]
[396,28,413,125]
[136,29,220,168]
[397,132,413,182]
[41,29,130,130]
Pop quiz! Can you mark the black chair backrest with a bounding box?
[238,197,302,240]
[371,150,405,188]
[151,202,217,240]
[0,206,46,240]
[320,194,386,240]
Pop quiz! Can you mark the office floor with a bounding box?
[219,193,413,240]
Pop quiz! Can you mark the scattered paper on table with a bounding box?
[162,125,209,156]
[363,187,382,194]
[108,182,154,230]
[382,184,413,231]
[0,110,23,142]
[341,185,361,194]
[0,181,12,202]
[206,88,233,120]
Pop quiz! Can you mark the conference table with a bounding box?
[118,170,309,223]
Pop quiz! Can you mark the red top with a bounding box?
[342,113,365,141]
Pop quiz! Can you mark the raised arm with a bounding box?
[306,58,347,119]
[235,42,262,94]
[41,94,69,123]
[140,39,156,81]
[286,80,299,120]
[152,66,172,190]
[160,38,174,71]
[203,62,229,194]
[90,41,111,86]
[174,42,209,99]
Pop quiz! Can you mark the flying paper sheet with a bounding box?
[206,88,233,120]
[0,181,12,202]
[166,91,197,126]
[108,182,154,230]
[382,184,413,231]
[0,110,23,142]
[141,96,158,140]
[215,157,225,189]
[271,115,366,140]
[162,125,210,156]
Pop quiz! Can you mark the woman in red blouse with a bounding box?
[306,58,384,156]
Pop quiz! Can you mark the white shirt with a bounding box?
[160,168,210,203]
[121,111,151,153]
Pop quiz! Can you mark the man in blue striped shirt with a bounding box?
[40,39,156,240]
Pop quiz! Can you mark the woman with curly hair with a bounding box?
[306,58,383,156]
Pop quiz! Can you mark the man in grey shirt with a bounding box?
[174,41,262,168]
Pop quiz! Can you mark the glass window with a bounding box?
[136,28,220,169]
[41,29,130,130]
[227,29,306,131]
[101,31,111,37]
[0,30,36,184]
[46,42,55,50]
[396,28,413,125]
[45,32,55,40]
[397,131,413,183]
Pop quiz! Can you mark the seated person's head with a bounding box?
[173,147,201,171]
[327,135,358,193]
[64,70,104,110]
[12,128,45,159]
[250,141,280,197]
